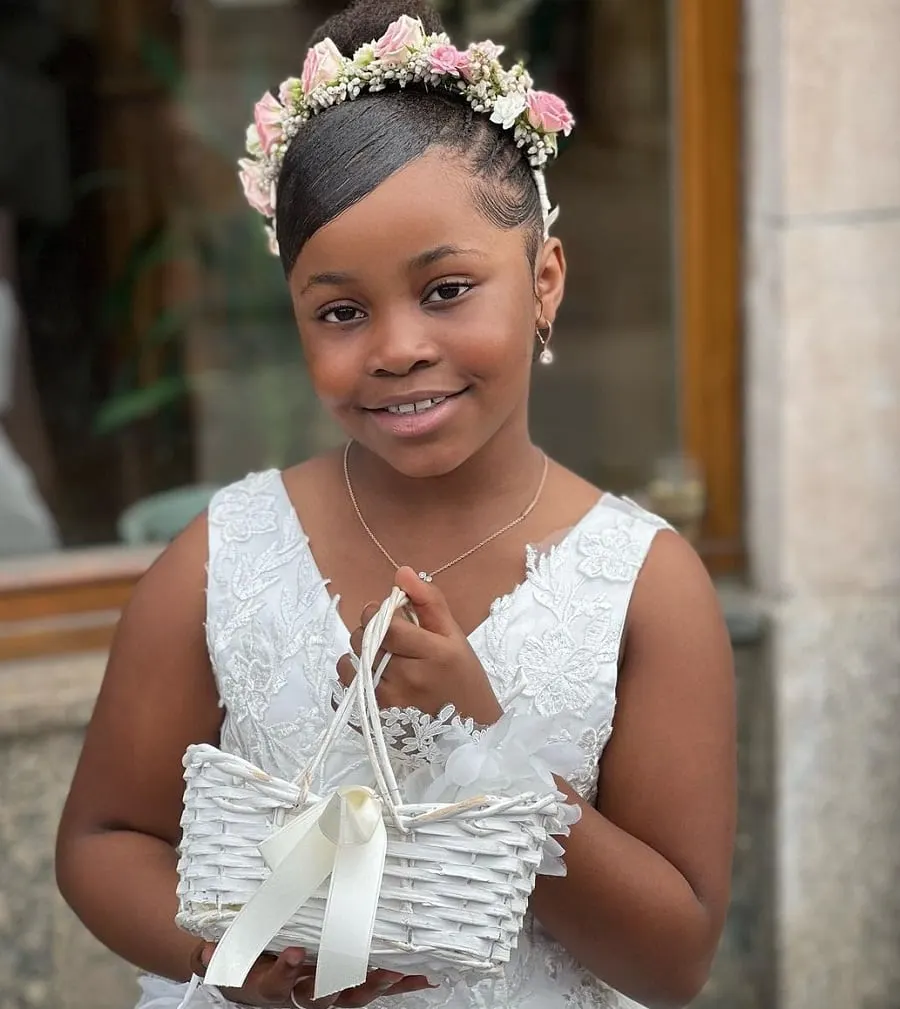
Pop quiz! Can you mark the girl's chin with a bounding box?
[348,434,477,480]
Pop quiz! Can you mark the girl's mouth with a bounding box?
[384,395,446,415]
[365,388,469,438]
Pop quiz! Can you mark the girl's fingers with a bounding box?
[334,970,405,1007]
[349,626,364,658]
[395,567,456,636]
[257,947,308,1002]
[379,615,437,660]
[336,653,357,688]
[359,602,380,628]
[381,975,438,997]
[353,607,435,663]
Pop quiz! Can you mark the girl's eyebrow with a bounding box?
[300,270,355,295]
[300,246,485,295]
[408,245,486,270]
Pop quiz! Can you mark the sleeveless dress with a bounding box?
[136,469,670,1009]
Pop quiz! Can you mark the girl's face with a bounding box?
[289,151,566,478]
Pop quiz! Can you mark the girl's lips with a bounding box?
[365,390,468,438]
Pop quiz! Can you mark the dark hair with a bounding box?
[275,0,544,275]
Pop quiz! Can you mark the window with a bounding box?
[0,0,741,660]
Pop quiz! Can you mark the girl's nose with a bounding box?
[365,315,440,377]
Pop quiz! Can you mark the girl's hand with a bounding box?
[337,567,503,725]
[193,943,435,1007]
[290,969,437,1007]
[193,943,312,1006]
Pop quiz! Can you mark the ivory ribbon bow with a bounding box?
[204,786,388,1000]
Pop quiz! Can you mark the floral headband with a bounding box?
[238,14,574,256]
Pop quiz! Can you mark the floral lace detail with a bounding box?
[569,724,613,801]
[212,472,281,543]
[380,704,482,764]
[189,471,667,1009]
[578,524,647,582]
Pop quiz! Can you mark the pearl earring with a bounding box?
[537,322,555,365]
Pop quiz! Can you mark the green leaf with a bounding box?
[94,376,189,435]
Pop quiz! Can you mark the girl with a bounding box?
[56,2,736,1007]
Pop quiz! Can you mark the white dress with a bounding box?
[136,469,669,1009]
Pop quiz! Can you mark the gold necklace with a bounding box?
[343,442,550,583]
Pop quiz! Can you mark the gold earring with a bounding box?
[536,322,554,365]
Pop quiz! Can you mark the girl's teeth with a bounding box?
[386,397,447,415]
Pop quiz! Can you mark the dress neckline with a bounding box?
[273,471,610,644]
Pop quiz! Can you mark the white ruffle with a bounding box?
[403,709,583,875]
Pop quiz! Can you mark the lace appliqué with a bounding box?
[514,533,622,725]
[213,473,281,543]
[380,704,482,765]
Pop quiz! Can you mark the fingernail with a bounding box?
[284,948,305,967]
[200,945,212,967]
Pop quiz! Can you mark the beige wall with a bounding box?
[745,1,900,1006]
[0,654,138,1009]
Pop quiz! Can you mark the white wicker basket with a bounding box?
[176,588,567,997]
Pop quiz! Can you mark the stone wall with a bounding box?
[744,1,900,1007]
[0,654,138,1009]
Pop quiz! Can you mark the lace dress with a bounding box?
[136,469,670,1009]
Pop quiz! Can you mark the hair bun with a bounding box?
[308,0,445,55]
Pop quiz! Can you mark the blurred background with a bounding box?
[0,1,898,1007]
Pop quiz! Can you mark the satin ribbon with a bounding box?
[204,786,388,1000]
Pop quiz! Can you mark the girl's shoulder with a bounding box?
[543,459,674,541]
[207,453,342,526]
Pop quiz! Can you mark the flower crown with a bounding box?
[239,14,574,256]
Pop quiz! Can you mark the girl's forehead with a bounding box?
[294,154,514,276]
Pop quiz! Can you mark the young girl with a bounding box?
[56,2,736,1007]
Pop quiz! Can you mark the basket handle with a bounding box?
[294,589,413,827]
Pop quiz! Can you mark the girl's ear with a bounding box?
[534,238,566,326]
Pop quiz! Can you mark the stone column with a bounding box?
[745,2,900,1007]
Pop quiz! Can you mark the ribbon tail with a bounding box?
[205,826,334,989]
[313,819,388,1000]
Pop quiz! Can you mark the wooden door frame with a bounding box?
[0,0,746,661]
[676,0,744,574]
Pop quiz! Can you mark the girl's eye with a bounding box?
[319,305,366,324]
[424,281,473,305]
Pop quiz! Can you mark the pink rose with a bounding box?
[254,91,284,154]
[374,14,425,66]
[526,90,574,136]
[428,43,469,78]
[238,159,274,218]
[302,38,344,94]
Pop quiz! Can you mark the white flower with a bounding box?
[410,710,582,805]
[245,123,262,155]
[264,225,280,257]
[490,92,528,130]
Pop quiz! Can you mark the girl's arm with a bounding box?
[56,517,222,982]
[531,531,737,1009]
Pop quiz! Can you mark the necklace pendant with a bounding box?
[418,571,433,584]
